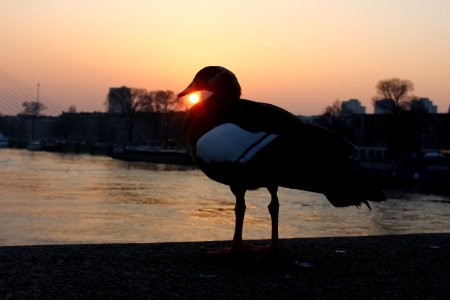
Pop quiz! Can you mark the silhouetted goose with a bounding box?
[179,66,385,254]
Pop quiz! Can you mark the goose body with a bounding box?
[179,66,385,253]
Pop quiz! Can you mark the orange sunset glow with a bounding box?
[188,93,200,105]
[1,1,450,115]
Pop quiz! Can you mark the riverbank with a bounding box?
[4,144,450,190]
[1,233,449,299]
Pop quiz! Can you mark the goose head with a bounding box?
[178,66,241,102]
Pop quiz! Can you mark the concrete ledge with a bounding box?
[1,234,449,299]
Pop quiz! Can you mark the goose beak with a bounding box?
[178,81,199,98]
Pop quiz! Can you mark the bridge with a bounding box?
[0,68,65,116]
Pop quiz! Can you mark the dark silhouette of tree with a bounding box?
[105,88,183,145]
[22,101,46,115]
[320,100,354,140]
[21,101,47,139]
[136,90,183,113]
[323,99,342,119]
[67,105,77,113]
[373,78,415,160]
[152,90,182,113]
[155,90,181,146]
[106,87,147,144]
[124,88,146,144]
[373,78,414,114]
[134,90,184,146]
[321,100,343,131]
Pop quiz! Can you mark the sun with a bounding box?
[188,93,200,104]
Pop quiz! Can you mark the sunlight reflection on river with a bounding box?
[1,149,449,246]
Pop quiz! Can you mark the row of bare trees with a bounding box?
[321,78,437,160]
[323,78,416,118]
[107,89,184,115]
[106,88,186,144]
[15,88,186,145]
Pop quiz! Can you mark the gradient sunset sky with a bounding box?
[1,0,450,115]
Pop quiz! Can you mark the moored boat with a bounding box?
[0,132,10,148]
[111,145,194,165]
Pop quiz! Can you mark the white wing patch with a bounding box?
[196,123,277,163]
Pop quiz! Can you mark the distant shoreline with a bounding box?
[3,144,450,194]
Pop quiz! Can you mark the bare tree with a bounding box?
[106,87,184,145]
[22,101,46,115]
[136,90,183,113]
[21,101,47,140]
[373,78,414,114]
[67,105,77,113]
[107,87,147,143]
[136,90,182,145]
[373,78,415,159]
[135,91,155,113]
[320,99,353,138]
[155,90,181,112]
[323,99,342,118]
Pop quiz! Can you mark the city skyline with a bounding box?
[1,0,450,115]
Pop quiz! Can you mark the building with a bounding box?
[107,86,132,113]
[410,98,438,113]
[341,99,366,115]
[374,99,395,114]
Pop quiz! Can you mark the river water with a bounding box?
[1,149,449,246]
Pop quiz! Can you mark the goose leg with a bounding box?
[247,185,279,252]
[267,185,279,249]
[230,186,247,252]
[202,185,279,255]
[202,186,247,255]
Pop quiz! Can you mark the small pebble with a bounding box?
[335,250,347,254]
[199,274,217,278]
[294,261,313,268]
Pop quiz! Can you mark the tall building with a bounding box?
[341,99,366,115]
[107,86,132,113]
[374,99,395,114]
[410,98,437,113]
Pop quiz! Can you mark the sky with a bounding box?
[1,0,450,115]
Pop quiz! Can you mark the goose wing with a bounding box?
[228,100,357,161]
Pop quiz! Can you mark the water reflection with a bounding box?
[0,149,449,246]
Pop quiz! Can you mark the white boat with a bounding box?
[27,140,42,151]
[0,132,9,148]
